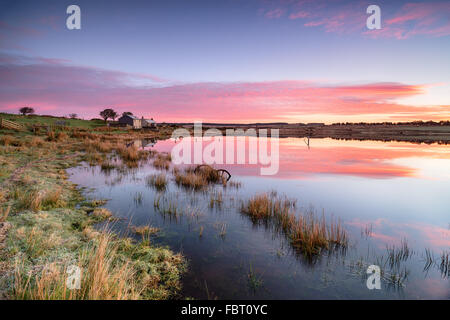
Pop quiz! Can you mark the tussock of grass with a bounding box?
[152,153,171,170]
[13,230,184,300]
[27,137,45,147]
[146,173,168,191]
[46,131,68,142]
[241,193,347,257]
[91,208,113,219]
[386,239,413,269]
[16,188,66,212]
[132,225,159,236]
[0,205,10,223]
[174,171,208,190]
[209,190,223,208]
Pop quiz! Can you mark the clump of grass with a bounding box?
[15,188,66,212]
[214,222,227,238]
[241,193,347,257]
[100,160,116,172]
[16,189,43,212]
[227,180,242,189]
[116,145,140,167]
[194,165,222,183]
[386,239,413,269]
[152,153,171,170]
[131,225,159,236]
[247,263,263,293]
[14,232,144,299]
[92,208,113,219]
[46,130,67,142]
[146,173,168,191]
[0,205,11,223]
[209,190,223,208]
[0,135,15,146]
[174,170,208,191]
[28,137,45,147]
[153,194,180,218]
[440,250,449,278]
[134,192,143,206]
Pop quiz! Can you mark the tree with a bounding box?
[122,112,133,116]
[69,113,78,119]
[99,108,116,122]
[110,111,118,121]
[19,107,34,116]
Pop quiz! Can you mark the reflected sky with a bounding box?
[69,137,450,299]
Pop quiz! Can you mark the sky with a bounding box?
[0,0,449,123]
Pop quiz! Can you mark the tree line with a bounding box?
[17,107,133,122]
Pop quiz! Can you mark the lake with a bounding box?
[68,137,450,299]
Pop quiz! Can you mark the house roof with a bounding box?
[120,114,140,120]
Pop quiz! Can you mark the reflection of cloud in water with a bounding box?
[149,137,450,180]
[348,218,450,251]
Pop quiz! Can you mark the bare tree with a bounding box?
[19,107,35,116]
[69,113,78,119]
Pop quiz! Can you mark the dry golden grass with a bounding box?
[46,130,67,142]
[92,208,113,219]
[174,171,208,190]
[131,225,159,236]
[152,153,171,170]
[146,173,168,191]
[13,233,143,300]
[16,188,66,212]
[27,137,45,147]
[241,193,347,256]
[0,205,11,223]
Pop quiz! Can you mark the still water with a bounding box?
[68,137,450,299]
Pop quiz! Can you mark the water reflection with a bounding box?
[68,137,450,299]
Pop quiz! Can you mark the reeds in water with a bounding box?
[241,193,347,257]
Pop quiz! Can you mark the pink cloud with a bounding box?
[0,54,448,122]
[263,1,450,39]
[368,2,450,39]
[265,8,285,19]
[289,10,310,19]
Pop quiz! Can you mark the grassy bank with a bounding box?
[0,114,185,300]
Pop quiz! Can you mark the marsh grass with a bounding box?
[154,194,181,219]
[0,117,186,300]
[152,153,171,170]
[100,160,116,172]
[146,173,168,191]
[134,192,143,206]
[174,170,208,191]
[440,251,449,278]
[209,190,223,208]
[241,193,347,257]
[0,205,11,223]
[14,232,149,299]
[386,239,413,270]
[214,222,227,238]
[16,187,66,212]
[247,263,263,293]
[131,225,160,247]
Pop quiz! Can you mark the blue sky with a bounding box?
[0,0,449,122]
